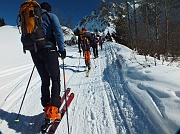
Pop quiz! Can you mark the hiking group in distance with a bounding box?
[15,0,105,132]
[78,28,105,73]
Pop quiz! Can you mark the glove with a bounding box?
[59,49,66,59]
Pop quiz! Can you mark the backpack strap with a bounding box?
[42,12,52,23]
[42,11,57,50]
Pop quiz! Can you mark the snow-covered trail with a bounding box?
[102,43,177,134]
[0,45,117,134]
[57,45,117,134]
[0,43,178,134]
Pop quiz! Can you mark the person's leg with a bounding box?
[31,50,61,121]
[93,48,95,57]
[30,50,51,107]
[85,51,91,70]
[43,51,61,108]
[96,45,98,57]
[42,50,62,121]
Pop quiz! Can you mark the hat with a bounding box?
[82,28,86,31]
[40,2,52,12]
[80,28,86,35]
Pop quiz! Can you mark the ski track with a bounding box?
[56,46,117,134]
[102,43,158,134]
[0,64,34,108]
[102,43,177,134]
[0,64,43,134]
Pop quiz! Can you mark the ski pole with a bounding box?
[62,59,70,134]
[14,65,35,123]
[93,57,97,68]
[78,52,81,71]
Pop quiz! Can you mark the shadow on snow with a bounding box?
[0,109,44,134]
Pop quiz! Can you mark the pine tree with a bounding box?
[0,18,6,26]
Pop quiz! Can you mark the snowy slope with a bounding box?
[0,26,180,134]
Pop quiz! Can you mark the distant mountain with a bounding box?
[62,26,76,46]
[73,1,124,36]
[74,0,180,38]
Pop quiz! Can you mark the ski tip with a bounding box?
[70,93,75,97]
[14,119,19,123]
[66,88,71,93]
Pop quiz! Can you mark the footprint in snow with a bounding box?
[88,111,95,122]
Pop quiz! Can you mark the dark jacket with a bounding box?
[81,36,90,51]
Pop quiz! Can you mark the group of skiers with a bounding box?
[77,28,105,71]
[18,0,105,127]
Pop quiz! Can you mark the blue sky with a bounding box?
[0,0,113,27]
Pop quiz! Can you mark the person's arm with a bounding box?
[51,14,65,52]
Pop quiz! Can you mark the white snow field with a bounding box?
[0,26,180,134]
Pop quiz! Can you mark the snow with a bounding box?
[0,26,180,134]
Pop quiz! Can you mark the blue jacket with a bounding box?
[41,9,65,52]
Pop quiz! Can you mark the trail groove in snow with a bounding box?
[102,43,166,134]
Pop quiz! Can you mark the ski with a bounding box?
[40,88,72,133]
[86,70,90,77]
[61,88,71,103]
[48,93,74,133]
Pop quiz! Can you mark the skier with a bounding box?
[99,35,104,50]
[30,2,66,122]
[79,28,91,71]
[91,34,99,58]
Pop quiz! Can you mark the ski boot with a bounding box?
[45,106,61,123]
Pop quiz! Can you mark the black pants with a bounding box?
[92,45,98,58]
[30,49,61,108]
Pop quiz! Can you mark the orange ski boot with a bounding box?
[43,106,50,117]
[46,106,61,122]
